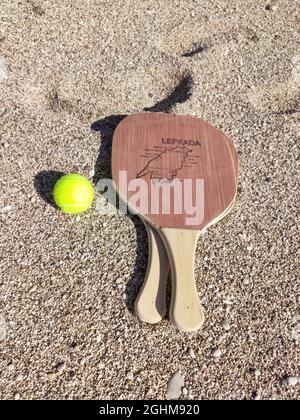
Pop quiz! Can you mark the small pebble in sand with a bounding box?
[0,204,12,214]
[47,372,56,381]
[69,371,76,379]
[166,372,185,399]
[225,305,231,316]
[222,320,231,331]
[266,3,278,12]
[212,349,222,359]
[287,377,298,386]
[14,392,20,400]
[79,358,86,366]
[126,371,134,381]
[75,216,81,222]
[89,169,95,178]
[253,391,261,400]
[99,362,105,369]
[7,363,14,371]
[217,335,226,345]
[0,57,7,81]
[188,348,196,358]
[182,387,188,396]
[56,362,66,373]
[254,369,261,378]
[146,388,153,396]
[69,343,79,352]
[15,373,23,382]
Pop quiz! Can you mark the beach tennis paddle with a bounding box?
[135,135,239,324]
[112,112,238,331]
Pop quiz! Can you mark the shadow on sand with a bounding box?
[91,74,193,314]
[34,170,65,208]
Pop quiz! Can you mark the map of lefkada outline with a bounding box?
[137,146,192,181]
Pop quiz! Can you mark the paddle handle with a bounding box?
[160,227,205,332]
[135,223,169,323]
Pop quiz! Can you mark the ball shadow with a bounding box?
[34,170,65,208]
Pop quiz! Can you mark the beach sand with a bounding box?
[0,0,299,400]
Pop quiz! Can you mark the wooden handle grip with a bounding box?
[160,227,205,332]
[134,223,169,323]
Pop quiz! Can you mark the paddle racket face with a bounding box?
[112,112,237,230]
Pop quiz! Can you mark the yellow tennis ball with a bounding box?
[53,173,94,214]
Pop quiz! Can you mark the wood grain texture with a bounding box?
[160,227,205,331]
[112,112,237,230]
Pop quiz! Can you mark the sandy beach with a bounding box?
[0,0,299,400]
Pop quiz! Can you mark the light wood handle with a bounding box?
[134,223,169,323]
[160,227,205,332]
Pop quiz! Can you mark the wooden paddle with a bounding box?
[135,136,239,324]
[112,112,238,331]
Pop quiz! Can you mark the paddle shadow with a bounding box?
[91,73,193,314]
[91,115,149,313]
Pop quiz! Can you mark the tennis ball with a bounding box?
[53,173,94,214]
